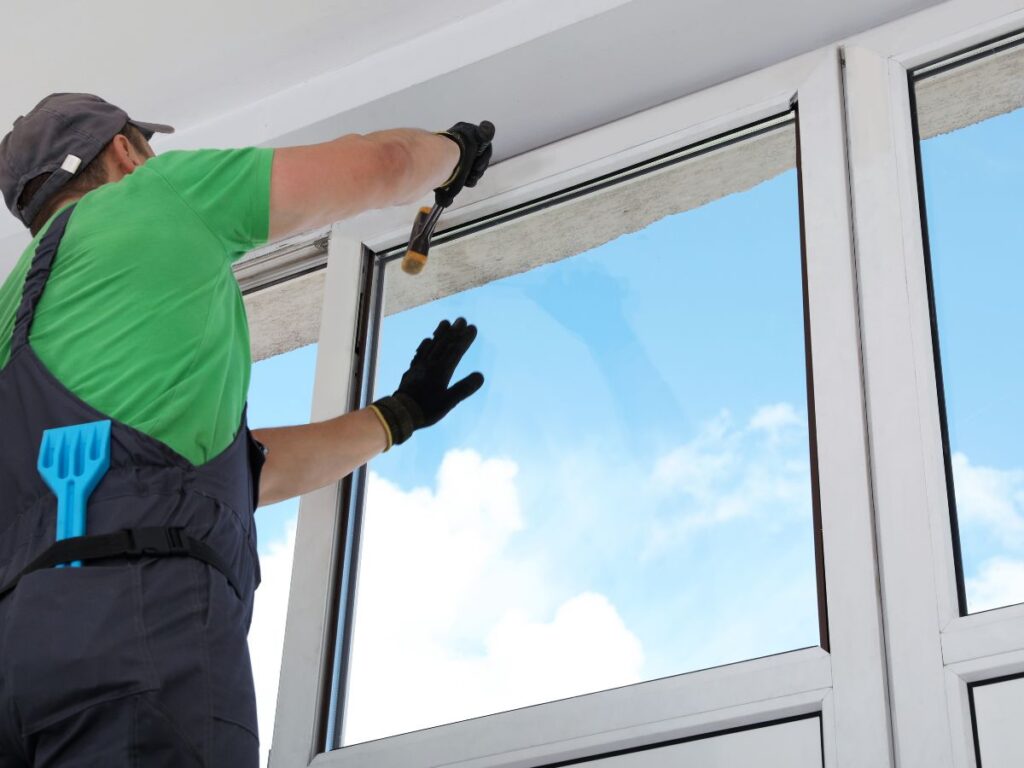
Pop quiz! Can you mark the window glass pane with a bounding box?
[914,42,1024,614]
[247,343,317,766]
[972,676,1024,767]
[343,121,819,745]
[574,717,822,768]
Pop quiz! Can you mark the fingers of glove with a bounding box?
[444,372,485,412]
[447,122,492,164]
[408,336,434,368]
[408,318,454,372]
[436,123,493,204]
[443,124,475,166]
[433,319,453,339]
[426,320,454,359]
[426,317,464,356]
[466,145,492,188]
[450,122,479,144]
[430,318,477,375]
[434,187,456,208]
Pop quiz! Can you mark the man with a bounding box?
[0,93,492,766]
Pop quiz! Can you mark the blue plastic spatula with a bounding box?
[37,420,112,568]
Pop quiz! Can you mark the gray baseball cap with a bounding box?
[0,93,174,228]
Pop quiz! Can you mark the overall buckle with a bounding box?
[126,527,189,557]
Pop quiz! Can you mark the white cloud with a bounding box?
[748,403,802,435]
[951,452,1024,548]
[242,451,643,757]
[343,449,643,745]
[350,449,524,637]
[481,592,643,706]
[246,407,823,757]
[966,557,1024,613]
[248,518,298,768]
[951,452,1024,612]
[647,406,810,549]
[652,410,734,498]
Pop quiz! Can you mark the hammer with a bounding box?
[401,121,495,275]
[400,204,443,276]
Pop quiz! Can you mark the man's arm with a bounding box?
[268,128,460,241]
[253,408,387,506]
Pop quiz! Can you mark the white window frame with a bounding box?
[270,43,888,768]
[271,2,1024,764]
[843,2,1024,766]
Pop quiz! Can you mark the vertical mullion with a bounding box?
[797,47,894,767]
[905,71,970,618]
[945,668,980,768]
[327,247,382,749]
[270,227,368,767]
[843,43,958,767]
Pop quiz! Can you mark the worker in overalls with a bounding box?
[0,93,491,766]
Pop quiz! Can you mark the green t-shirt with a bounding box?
[0,148,274,465]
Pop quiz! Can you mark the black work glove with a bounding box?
[371,318,485,449]
[434,121,495,208]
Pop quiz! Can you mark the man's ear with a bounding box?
[108,134,142,174]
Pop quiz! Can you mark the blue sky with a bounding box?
[247,343,318,548]
[342,156,821,742]
[918,105,1024,612]
[922,107,1024,470]
[246,106,1024,748]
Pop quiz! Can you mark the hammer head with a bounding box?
[401,206,436,275]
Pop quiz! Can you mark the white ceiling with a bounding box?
[2,0,508,133]
[1,0,947,271]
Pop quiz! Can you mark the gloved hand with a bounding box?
[434,121,495,208]
[370,317,485,449]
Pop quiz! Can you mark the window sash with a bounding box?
[272,4,1024,764]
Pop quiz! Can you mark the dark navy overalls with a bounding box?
[0,206,265,766]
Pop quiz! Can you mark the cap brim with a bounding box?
[129,120,175,140]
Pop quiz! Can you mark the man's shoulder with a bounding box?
[85,147,271,202]
[125,147,274,256]
[25,146,274,266]
[145,147,273,181]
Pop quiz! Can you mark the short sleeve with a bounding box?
[147,148,274,259]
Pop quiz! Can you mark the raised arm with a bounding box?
[268,128,459,241]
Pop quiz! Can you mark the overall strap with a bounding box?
[11,204,77,353]
[0,527,244,601]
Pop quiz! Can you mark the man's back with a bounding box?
[0,148,273,465]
